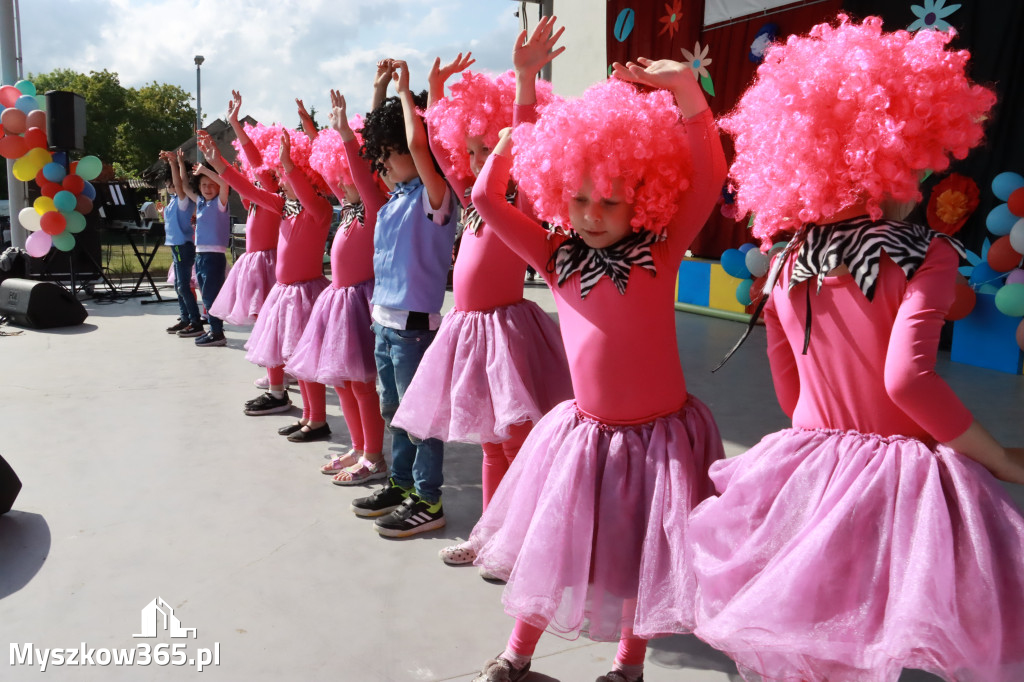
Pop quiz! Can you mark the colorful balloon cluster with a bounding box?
[0,80,102,257]
[981,172,1024,347]
[723,242,786,306]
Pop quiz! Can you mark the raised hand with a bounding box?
[227,90,242,125]
[278,131,293,171]
[374,59,395,91]
[328,89,355,141]
[429,52,476,88]
[513,15,565,78]
[612,57,707,117]
[391,59,411,94]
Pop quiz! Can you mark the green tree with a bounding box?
[30,68,126,166]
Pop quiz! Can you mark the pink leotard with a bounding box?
[473,110,725,423]
[429,132,527,312]
[220,164,331,284]
[765,237,973,443]
[326,139,388,288]
[238,141,283,253]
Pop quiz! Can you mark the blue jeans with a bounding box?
[171,242,201,324]
[194,252,226,334]
[372,322,444,504]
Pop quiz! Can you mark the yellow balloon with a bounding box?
[33,196,55,215]
[12,156,35,181]
[25,147,51,166]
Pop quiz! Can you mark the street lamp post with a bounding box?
[194,55,204,162]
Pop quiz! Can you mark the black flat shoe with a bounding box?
[277,422,304,436]
[287,423,331,443]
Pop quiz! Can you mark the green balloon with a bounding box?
[994,283,1024,318]
[51,231,76,252]
[63,210,87,234]
[75,155,103,181]
[15,79,36,96]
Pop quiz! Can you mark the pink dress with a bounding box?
[688,233,1024,682]
[209,141,280,325]
[285,139,383,387]
[468,109,727,642]
[390,110,573,444]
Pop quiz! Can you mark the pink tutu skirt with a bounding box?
[391,300,573,443]
[284,279,376,386]
[244,277,329,368]
[688,428,1024,682]
[209,249,277,326]
[470,397,724,642]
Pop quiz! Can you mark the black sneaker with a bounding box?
[177,322,205,338]
[351,478,411,518]
[374,494,446,537]
[166,319,188,334]
[195,331,227,347]
[243,392,292,415]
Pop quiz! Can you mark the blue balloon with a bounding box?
[736,279,753,306]
[51,151,67,166]
[992,172,1024,202]
[53,190,77,213]
[721,249,751,279]
[738,243,756,253]
[987,204,1018,236]
[969,262,1004,287]
[14,94,38,113]
[42,162,66,183]
[81,181,96,201]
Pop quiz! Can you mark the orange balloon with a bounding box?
[0,107,26,134]
[24,109,45,130]
[988,235,1023,273]
[947,281,977,321]
[0,133,26,159]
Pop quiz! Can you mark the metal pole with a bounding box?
[539,0,553,82]
[195,58,202,163]
[0,0,27,248]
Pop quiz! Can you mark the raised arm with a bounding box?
[330,89,387,222]
[279,131,331,224]
[161,150,185,199]
[177,149,199,203]
[296,99,318,139]
[392,59,448,211]
[372,59,394,111]
[471,128,553,273]
[513,16,564,107]
[197,129,281,213]
[427,52,475,108]
[193,163,230,207]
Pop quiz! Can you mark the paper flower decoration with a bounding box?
[909,0,961,32]
[681,41,715,96]
[926,173,979,235]
[658,1,683,39]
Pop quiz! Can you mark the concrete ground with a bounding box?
[0,281,1022,682]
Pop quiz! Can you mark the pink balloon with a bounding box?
[25,109,45,130]
[1007,269,1024,286]
[0,85,19,108]
[25,230,52,257]
[1,107,26,135]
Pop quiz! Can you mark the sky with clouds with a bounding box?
[16,0,525,134]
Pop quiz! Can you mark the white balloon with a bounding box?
[745,248,770,278]
[1009,218,1024,255]
[18,206,41,231]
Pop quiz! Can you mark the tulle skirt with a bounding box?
[209,249,277,326]
[284,279,376,387]
[244,277,329,368]
[471,397,724,642]
[391,300,573,443]
[688,427,1024,682]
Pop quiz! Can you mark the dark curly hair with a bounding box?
[358,91,428,176]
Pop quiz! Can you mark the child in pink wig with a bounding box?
[687,15,1024,682]
[283,88,386,467]
[198,110,332,427]
[467,18,726,682]
[389,50,572,568]
[208,91,281,331]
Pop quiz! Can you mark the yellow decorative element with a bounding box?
[935,189,969,225]
[709,263,748,313]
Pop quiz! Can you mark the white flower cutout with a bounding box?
[680,41,712,80]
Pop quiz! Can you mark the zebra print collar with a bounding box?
[551,229,661,299]
[282,199,302,219]
[460,187,517,236]
[791,218,965,300]
[338,201,365,234]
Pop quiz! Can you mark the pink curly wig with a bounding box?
[231,122,284,185]
[309,117,364,189]
[721,14,996,244]
[257,127,330,195]
[511,78,693,235]
[425,70,556,180]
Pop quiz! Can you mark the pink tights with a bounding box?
[480,421,532,511]
[266,365,284,387]
[299,380,326,423]
[336,380,384,453]
[503,617,647,678]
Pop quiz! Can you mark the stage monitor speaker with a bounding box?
[45,90,86,152]
[0,454,20,515]
[0,279,87,329]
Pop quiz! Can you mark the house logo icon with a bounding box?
[132,597,197,639]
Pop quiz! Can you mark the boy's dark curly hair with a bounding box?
[358,91,428,176]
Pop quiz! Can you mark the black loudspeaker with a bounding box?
[0,454,20,515]
[45,90,86,152]
[0,279,87,328]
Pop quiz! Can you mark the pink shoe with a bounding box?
[320,450,359,474]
